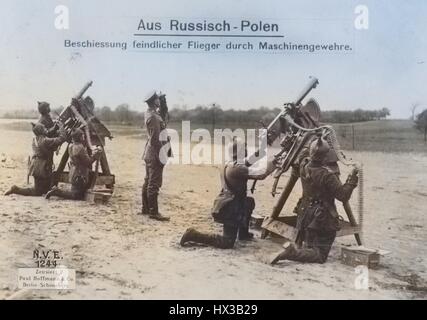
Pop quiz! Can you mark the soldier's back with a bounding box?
[38,114,54,129]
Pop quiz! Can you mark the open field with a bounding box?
[0,118,426,299]
[3,118,424,153]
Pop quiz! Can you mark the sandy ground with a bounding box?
[0,121,426,300]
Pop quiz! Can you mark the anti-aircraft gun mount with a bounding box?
[253,77,364,245]
[52,81,115,203]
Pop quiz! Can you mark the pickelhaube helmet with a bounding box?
[309,136,330,162]
[31,123,47,136]
[37,101,50,114]
[144,90,159,104]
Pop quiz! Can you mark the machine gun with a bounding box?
[52,81,115,202]
[54,81,112,146]
[250,76,320,194]
[258,77,364,246]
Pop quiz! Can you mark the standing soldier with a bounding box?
[4,122,66,197]
[180,138,276,249]
[271,136,359,264]
[37,101,57,137]
[45,128,101,200]
[140,91,170,221]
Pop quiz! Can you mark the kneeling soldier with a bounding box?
[271,136,359,264]
[180,138,276,249]
[4,122,66,197]
[45,129,101,200]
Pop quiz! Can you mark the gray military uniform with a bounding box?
[289,158,357,263]
[180,160,271,249]
[46,143,96,200]
[142,108,167,215]
[7,125,66,196]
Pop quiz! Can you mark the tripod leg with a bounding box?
[343,201,362,245]
[53,145,69,186]
[261,172,299,239]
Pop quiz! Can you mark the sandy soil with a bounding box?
[0,121,426,300]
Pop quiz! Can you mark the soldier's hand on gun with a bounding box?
[57,120,65,132]
[272,156,281,168]
[346,168,359,186]
[266,158,279,175]
[92,147,102,159]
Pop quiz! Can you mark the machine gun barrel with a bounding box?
[264,77,320,134]
[74,81,93,100]
[249,77,319,194]
[58,81,93,123]
[293,77,319,107]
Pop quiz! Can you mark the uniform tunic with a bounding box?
[142,108,168,213]
[290,159,357,263]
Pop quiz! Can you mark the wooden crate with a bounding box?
[341,246,381,269]
[262,215,362,241]
[84,191,112,204]
[58,172,115,186]
[250,213,265,229]
[262,216,298,241]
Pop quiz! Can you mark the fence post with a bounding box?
[352,125,355,150]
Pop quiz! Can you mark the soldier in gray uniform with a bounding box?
[140,91,170,221]
[37,101,57,137]
[4,122,66,196]
[271,136,359,264]
[180,138,276,249]
[45,129,101,200]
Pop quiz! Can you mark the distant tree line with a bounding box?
[168,105,281,124]
[2,104,391,125]
[94,104,144,124]
[167,106,391,124]
[2,104,144,125]
[321,108,391,123]
[3,109,40,119]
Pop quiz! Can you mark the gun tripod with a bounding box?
[260,172,363,245]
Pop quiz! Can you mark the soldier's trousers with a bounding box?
[12,177,51,196]
[186,218,254,250]
[52,183,87,200]
[142,159,164,213]
[288,229,336,263]
[189,224,240,249]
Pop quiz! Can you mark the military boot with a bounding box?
[180,228,200,246]
[238,218,254,241]
[45,187,59,199]
[147,195,170,221]
[140,189,149,215]
[45,187,75,200]
[180,228,233,248]
[4,185,18,196]
[271,242,324,264]
[5,185,37,196]
[271,242,298,265]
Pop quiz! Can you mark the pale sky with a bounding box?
[0,0,426,118]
